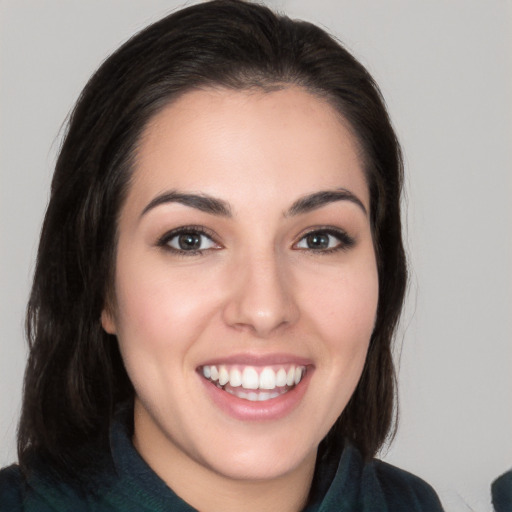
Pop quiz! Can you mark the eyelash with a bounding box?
[293,227,355,254]
[156,226,355,256]
[157,225,220,256]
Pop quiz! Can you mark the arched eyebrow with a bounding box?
[285,189,367,217]
[140,190,232,218]
[140,188,366,219]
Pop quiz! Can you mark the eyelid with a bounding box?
[156,225,222,252]
[292,226,355,252]
[155,224,354,255]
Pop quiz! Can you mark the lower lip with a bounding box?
[200,369,313,421]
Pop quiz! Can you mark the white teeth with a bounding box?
[224,388,286,402]
[201,364,307,392]
[242,367,259,390]
[229,368,242,387]
[218,366,229,386]
[226,389,248,399]
[286,367,295,386]
[259,367,276,390]
[276,368,287,387]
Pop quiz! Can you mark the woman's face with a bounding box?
[102,87,378,484]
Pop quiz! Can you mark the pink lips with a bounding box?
[197,353,314,421]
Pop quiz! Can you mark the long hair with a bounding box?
[18,0,406,478]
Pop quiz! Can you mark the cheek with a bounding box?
[298,262,378,433]
[302,261,379,345]
[298,252,379,412]
[111,265,216,406]
[112,255,225,355]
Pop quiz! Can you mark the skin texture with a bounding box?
[102,87,379,512]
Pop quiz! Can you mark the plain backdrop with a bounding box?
[1,1,511,511]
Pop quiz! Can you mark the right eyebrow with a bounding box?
[140,190,232,218]
[285,188,367,217]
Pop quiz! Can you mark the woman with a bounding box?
[0,1,444,510]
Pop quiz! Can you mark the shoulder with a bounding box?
[0,459,114,512]
[492,469,512,512]
[368,458,444,511]
[0,464,24,511]
[324,442,444,511]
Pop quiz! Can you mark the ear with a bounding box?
[101,308,117,335]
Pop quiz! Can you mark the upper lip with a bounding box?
[197,352,313,368]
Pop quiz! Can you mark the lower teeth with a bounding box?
[214,381,291,402]
[225,388,283,401]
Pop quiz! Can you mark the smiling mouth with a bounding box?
[200,364,306,402]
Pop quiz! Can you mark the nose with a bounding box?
[222,252,299,337]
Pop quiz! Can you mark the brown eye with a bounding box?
[176,233,203,250]
[295,228,355,252]
[159,227,219,254]
[305,232,331,249]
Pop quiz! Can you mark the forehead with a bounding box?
[128,86,368,214]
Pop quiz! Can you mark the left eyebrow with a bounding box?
[285,189,367,217]
[140,190,232,218]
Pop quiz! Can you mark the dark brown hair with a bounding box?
[18,0,406,478]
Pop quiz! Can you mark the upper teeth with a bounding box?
[202,364,305,390]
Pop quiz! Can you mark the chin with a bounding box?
[186,422,321,482]
[203,443,317,482]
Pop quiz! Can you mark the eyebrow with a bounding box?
[140,187,367,219]
[285,189,367,217]
[140,190,232,218]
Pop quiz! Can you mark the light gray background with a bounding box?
[1,1,511,511]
